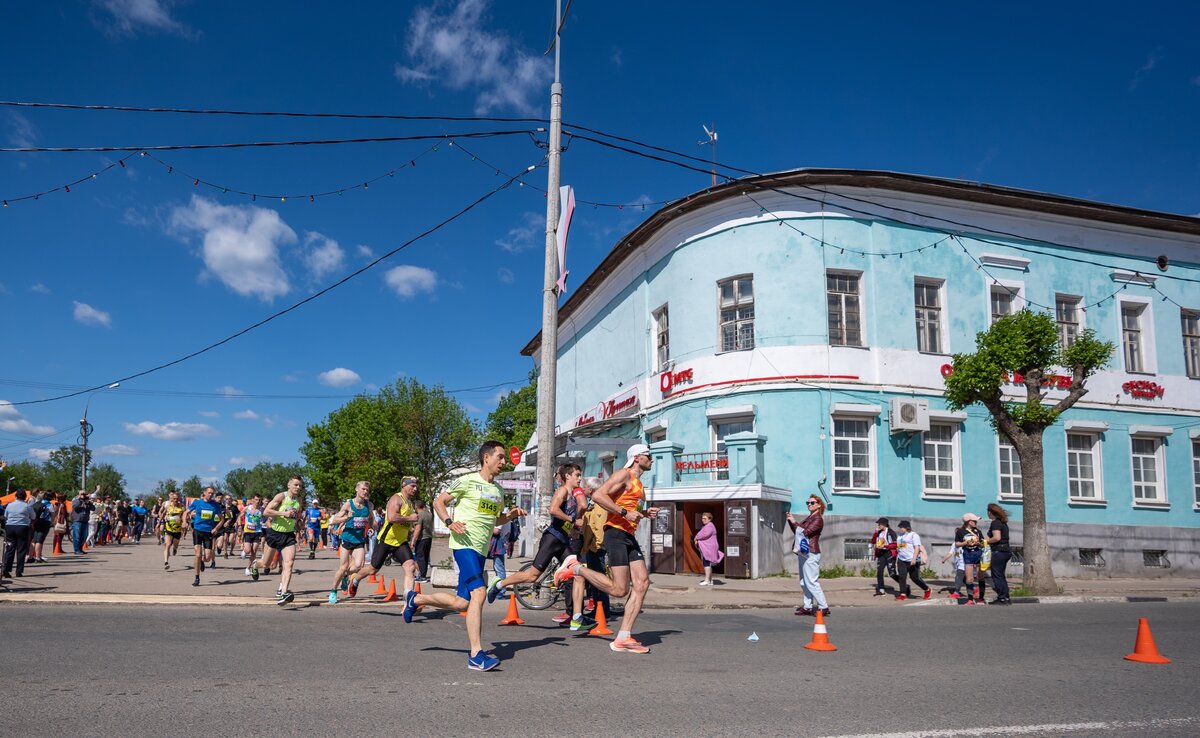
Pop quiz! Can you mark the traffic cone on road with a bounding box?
[367,572,377,584]
[414,581,422,594]
[382,579,399,602]
[499,594,524,625]
[53,537,63,556]
[374,574,388,595]
[804,610,838,652]
[1124,618,1171,664]
[588,602,614,636]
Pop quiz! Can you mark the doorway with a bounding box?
[680,501,725,575]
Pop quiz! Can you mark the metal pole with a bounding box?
[534,0,564,530]
[80,382,119,493]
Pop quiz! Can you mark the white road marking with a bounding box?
[1011,627,1030,630]
[815,716,1199,738]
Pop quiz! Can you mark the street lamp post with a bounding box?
[80,382,120,492]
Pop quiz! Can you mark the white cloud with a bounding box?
[95,0,192,37]
[394,0,551,115]
[318,368,362,388]
[97,444,139,456]
[124,421,218,441]
[302,231,345,281]
[497,267,515,284]
[384,265,438,298]
[73,301,113,328]
[496,211,544,253]
[233,409,261,420]
[357,244,376,259]
[281,374,299,383]
[229,455,268,466]
[30,283,50,295]
[217,386,244,397]
[27,448,53,461]
[170,195,296,302]
[1130,50,1163,90]
[198,410,220,418]
[5,111,36,149]
[0,401,56,435]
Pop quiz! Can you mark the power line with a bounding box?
[0,100,549,124]
[0,378,524,400]
[5,160,545,408]
[0,129,535,153]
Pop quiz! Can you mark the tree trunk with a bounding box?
[1013,432,1060,595]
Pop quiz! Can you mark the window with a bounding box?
[1183,310,1200,379]
[832,417,874,490]
[1009,547,1024,566]
[1066,432,1102,501]
[843,538,871,561]
[1056,295,1082,348]
[922,423,959,494]
[998,435,1023,499]
[647,429,666,444]
[1193,440,1200,507]
[652,304,670,372]
[712,417,753,481]
[914,279,943,353]
[1079,548,1106,568]
[718,276,754,352]
[827,272,863,346]
[1131,435,1165,504]
[990,285,1017,324]
[1142,550,1170,568]
[1121,303,1146,373]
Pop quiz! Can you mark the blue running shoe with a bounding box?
[485,574,503,604]
[403,589,418,623]
[467,651,500,672]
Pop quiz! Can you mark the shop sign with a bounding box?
[659,366,695,396]
[727,507,747,536]
[1122,380,1165,399]
[573,386,640,428]
[674,454,729,473]
[940,363,1073,389]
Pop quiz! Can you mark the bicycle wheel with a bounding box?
[513,560,559,610]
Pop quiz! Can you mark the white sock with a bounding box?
[617,630,631,640]
[572,564,582,575]
[573,611,582,620]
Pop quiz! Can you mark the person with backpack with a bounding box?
[27,490,54,563]
[870,517,898,596]
[955,513,986,605]
[894,520,931,601]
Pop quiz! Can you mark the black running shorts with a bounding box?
[531,530,569,573]
[603,527,644,567]
[371,540,413,571]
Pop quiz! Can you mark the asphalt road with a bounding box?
[5,600,1196,737]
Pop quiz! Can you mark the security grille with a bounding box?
[1009,547,1024,566]
[843,538,871,561]
[1142,550,1170,568]
[1079,548,1106,568]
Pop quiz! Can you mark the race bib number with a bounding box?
[199,510,214,520]
[351,518,366,529]
[561,519,573,534]
[477,498,500,516]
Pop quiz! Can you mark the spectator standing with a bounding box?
[51,493,70,557]
[870,517,898,596]
[413,500,434,582]
[693,512,724,586]
[955,513,985,605]
[2,489,35,578]
[787,495,829,617]
[29,490,53,563]
[894,520,931,601]
[986,503,1012,605]
[71,490,95,554]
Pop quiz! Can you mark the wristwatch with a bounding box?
[444,517,453,527]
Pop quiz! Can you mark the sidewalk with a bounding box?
[2,535,1196,609]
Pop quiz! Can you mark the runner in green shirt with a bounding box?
[404,441,526,672]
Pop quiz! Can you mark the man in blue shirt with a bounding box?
[304,500,323,560]
[187,487,222,588]
[131,499,148,543]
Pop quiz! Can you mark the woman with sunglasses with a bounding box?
[786,495,829,617]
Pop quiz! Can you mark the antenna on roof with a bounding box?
[699,124,718,187]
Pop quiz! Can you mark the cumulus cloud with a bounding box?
[0,401,56,435]
[27,448,53,461]
[30,283,50,295]
[170,195,296,302]
[97,444,139,456]
[73,301,113,328]
[280,374,299,383]
[95,0,192,37]
[497,267,515,284]
[318,368,362,388]
[302,231,345,281]
[357,244,375,259]
[1130,50,1163,90]
[395,0,551,115]
[217,386,244,398]
[496,211,544,253]
[384,265,438,298]
[229,455,268,466]
[233,409,261,420]
[124,421,218,441]
[6,111,36,149]
[198,410,219,418]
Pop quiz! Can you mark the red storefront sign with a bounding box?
[675,454,729,473]
[940,364,1073,389]
[574,386,640,428]
[1122,380,1165,399]
[660,367,695,396]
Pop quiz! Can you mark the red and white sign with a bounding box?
[509,446,522,465]
[573,386,640,429]
[940,364,1073,389]
[1122,380,1165,400]
[675,455,729,473]
[660,367,695,396]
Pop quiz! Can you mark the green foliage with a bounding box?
[485,368,537,454]
[180,475,204,499]
[302,377,479,508]
[224,462,304,501]
[858,564,875,578]
[2,460,46,492]
[41,445,91,494]
[921,567,937,581]
[87,463,127,499]
[818,564,855,579]
[153,478,179,497]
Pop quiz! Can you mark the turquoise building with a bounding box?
[521,169,1200,579]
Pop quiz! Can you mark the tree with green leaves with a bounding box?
[302,378,479,507]
[225,461,305,501]
[943,308,1114,595]
[485,369,537,453]
[180,475,205,500]
[1,459,46,493]
[153,478,179,498]
[41,445,90,495]
[86,462,127,500]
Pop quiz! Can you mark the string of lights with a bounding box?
[5,159,546,408]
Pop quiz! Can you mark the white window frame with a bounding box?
[922,421,962,497]
[997,434,1023,501]
[988,279,1025,325]
[1066,431,1104,504]
[1055,293,1083,349]
[652,303,670,373]
[914,277,946,354]
[831,414,877,495]
[1130,433,1168,507]
[1118,297,1156,374]
[717,275,755,353]
[1182,309,1200,379]
[827,270,865,347]
[710,415,755,481]
[1192,439,1200,510]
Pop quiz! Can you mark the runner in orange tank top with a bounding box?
[554,443,658,654]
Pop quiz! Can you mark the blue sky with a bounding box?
[1,1,1197,496]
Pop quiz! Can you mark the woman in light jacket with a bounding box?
[693,512,724,586]
[786,495,829,617]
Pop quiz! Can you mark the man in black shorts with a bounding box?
[185,487,223,587]
[346,476,419,599]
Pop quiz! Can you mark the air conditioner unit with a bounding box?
[889,398,930,433]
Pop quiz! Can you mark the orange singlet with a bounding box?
[605,475,645,534]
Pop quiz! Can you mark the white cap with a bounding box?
[625,444,650,467]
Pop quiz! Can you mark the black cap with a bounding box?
[898,519,912,530]
[876,517,889,526]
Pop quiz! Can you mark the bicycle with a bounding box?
[511,557,627,614]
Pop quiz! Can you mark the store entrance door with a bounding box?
[680,501,724,575]
[723,500,751,578]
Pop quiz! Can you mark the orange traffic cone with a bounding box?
[588,602,614,636]
[804,610,838,652]
[383,579,399,602]
[1124,618,1171,664]
[367,572,378,584]
[459,610,468,617]
[53,536,63,556]
[499,593,524,625]
[374,574,388,595]
[414,581,422,595]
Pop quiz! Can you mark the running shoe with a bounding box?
[923,589,932,600]
[192,576,200,587]
[164,562,170,571]
[403,590,418,623]
[552,612,571,624]
[570,614,597,632]
[340,574,349,592]
[308,550,316,560]
[485,574,503,604]
[553,554,579,586]
[609,637,650,654]
[249,565,259,581]
[209,559,218,569]
[895,594,907,601]
[949,592,961,599]
[874,590,886,596]
[821,608,831,617]
[277,590,295,606]
[346,576,358,598]
[327,591,338,604]
[467,651,500,672]
[199,561,205,573]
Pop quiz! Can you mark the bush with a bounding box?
[858,565,875,578]
[819,564,855,579]
[921,567,937,580]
